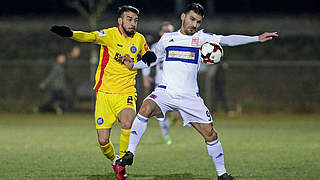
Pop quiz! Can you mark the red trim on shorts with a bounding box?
[94,46,109,91]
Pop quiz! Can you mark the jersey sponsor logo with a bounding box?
[168,50,195,60]
[97,117,104,125]
[191,37,199,46]
[114,52,121,62]
[97,30,106,36]
[130,46,137,53]
[114,52,135,63]
[166,46,199,64]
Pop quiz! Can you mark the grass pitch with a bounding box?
[0,113,319,180]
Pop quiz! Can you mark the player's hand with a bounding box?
[259,32,278,42]
[143,76,154,88]
[50,25,73,37]
[119,54,134,70]
[142,51,157,66]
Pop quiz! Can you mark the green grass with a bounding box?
[0,113,319,180]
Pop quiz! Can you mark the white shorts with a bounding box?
[145,88,213,126]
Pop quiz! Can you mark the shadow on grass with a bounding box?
[84,173,214,180]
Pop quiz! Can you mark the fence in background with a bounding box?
[0,60,319,113]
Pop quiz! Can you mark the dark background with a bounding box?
[1,0,319,15]
[0,0,319,113]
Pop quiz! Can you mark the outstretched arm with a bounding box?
[50,25,104,44]
[117,51,157,70]
[220,32,278,46]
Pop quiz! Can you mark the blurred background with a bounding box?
[0,0,319,114]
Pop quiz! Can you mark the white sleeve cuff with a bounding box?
[133,61,148,69]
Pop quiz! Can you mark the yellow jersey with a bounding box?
[71,27,149,94]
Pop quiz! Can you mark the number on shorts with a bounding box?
[206,110,212,121]
[127,96,133,105]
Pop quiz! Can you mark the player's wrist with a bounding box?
[133,61,148,69]
[141,51,157,66]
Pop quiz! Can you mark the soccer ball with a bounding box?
[200,42,223,64]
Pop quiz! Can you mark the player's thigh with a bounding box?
[171,111,182,120]
[95,91,117,129]
[115,93,137,129]
[139,99,163,117]
[142,90,173,118]
[191,122,218,142]
[178,95,213,125]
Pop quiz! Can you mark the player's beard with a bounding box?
[122,24,136,37]
[182,19,197,35]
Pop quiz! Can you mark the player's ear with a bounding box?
[118,17,122,26]
[181,13,185,21]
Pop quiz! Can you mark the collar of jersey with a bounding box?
[178,29,202,36]
[117,26,135,39]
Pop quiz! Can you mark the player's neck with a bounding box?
[180,28,187,35]
[118,26,133,38]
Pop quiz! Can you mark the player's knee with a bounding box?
[204,128,218,142]
[121,120,132,129]
[98,137,109,146]
[138,103,152,117]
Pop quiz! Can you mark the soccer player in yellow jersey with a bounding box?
[50,5,156,180]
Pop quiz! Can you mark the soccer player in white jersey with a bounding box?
[142,22,175,145]
[117,3,278,180]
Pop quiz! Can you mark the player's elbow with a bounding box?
[221,42,237,47]
[142,51,157,66]
[138,102,153,118]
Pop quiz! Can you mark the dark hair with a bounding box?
[183,3,205,17]
[117,5,140,17]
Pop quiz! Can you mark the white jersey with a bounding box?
[150,42,164,85]
[154,29,222,96]
[141,42,164,85]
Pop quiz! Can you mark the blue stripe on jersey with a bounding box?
[158,85,167,89]
[165,46,199,64]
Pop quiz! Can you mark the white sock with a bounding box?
[127,114,149,155]
[159,117,170,138]
[206,139,227,176]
